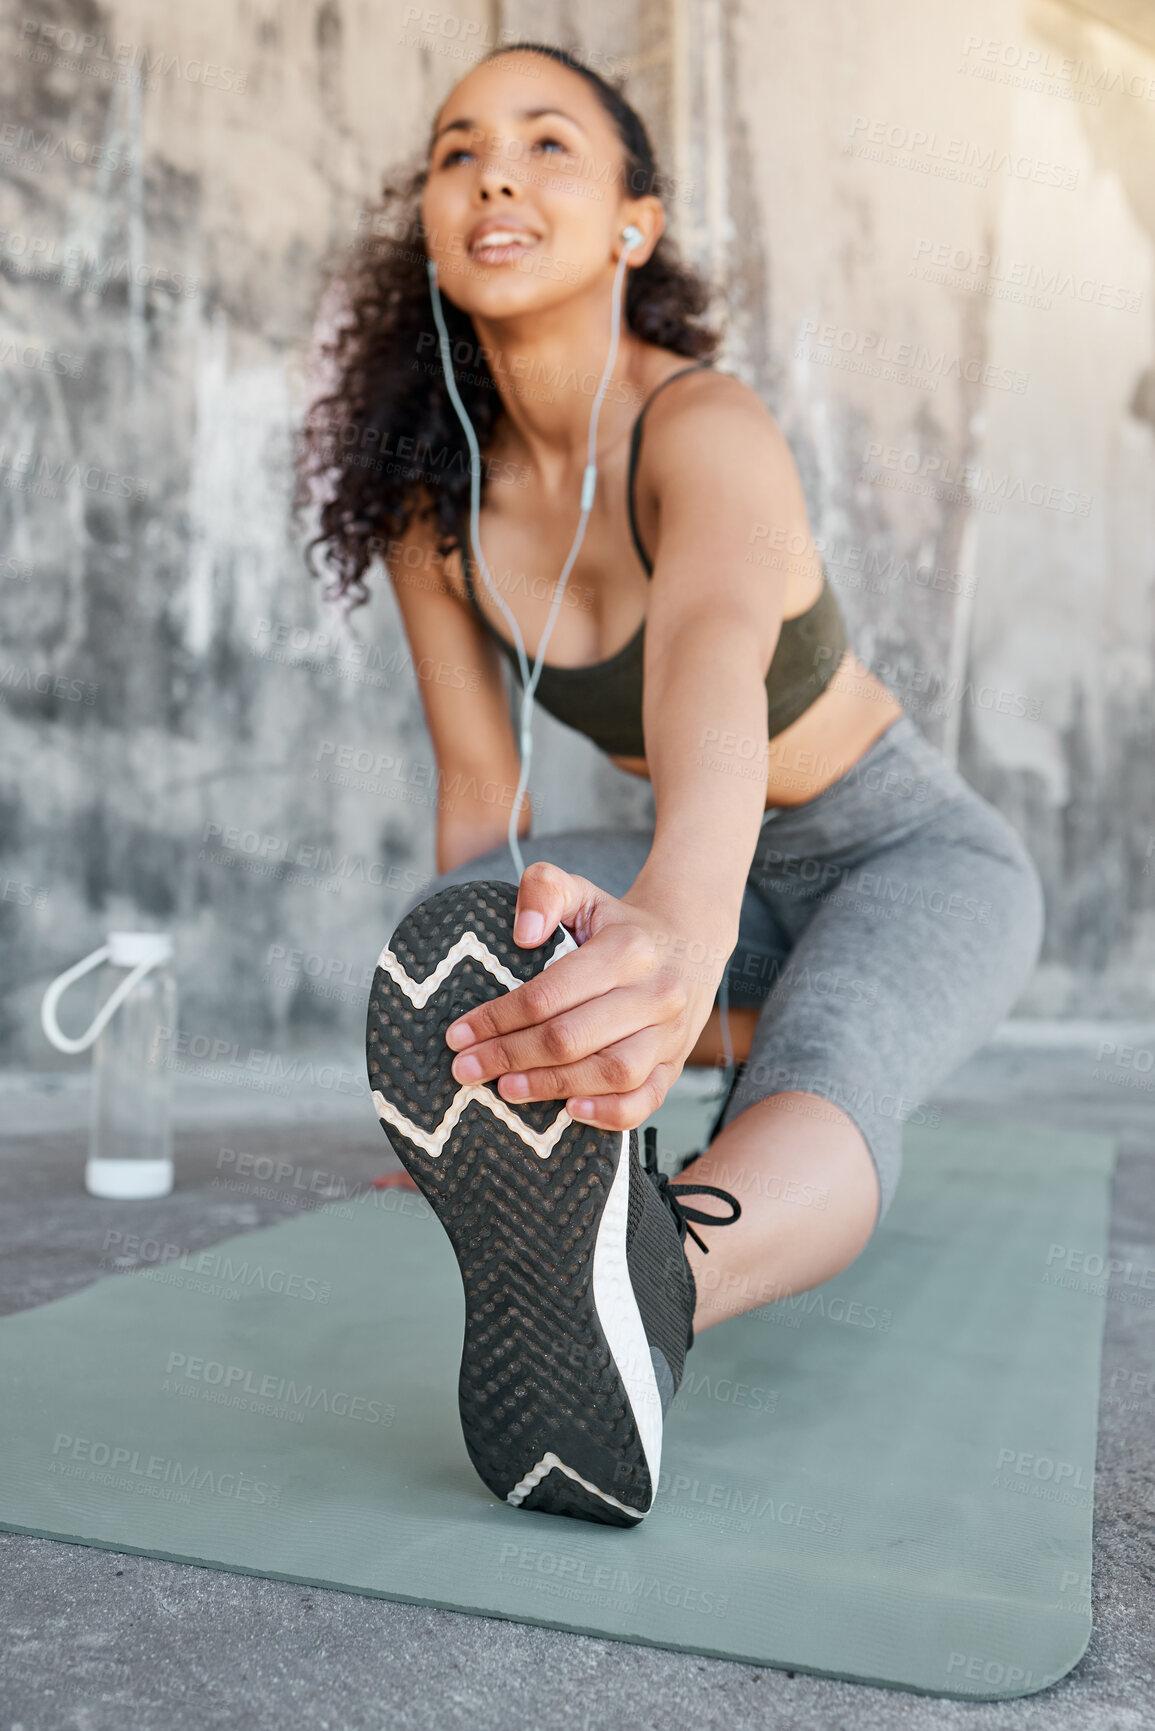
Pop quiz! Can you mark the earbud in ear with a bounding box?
[621,225,644,250]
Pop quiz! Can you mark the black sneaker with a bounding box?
[365,879,741,1527]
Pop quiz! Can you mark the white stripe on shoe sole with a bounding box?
[375,925,575,1008]
[372,1085,573,1160]
[505,1451,644,1519]
[591,1129,663,1509]
[371,923,579,1160]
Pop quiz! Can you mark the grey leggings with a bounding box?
[402,715,1045,1230]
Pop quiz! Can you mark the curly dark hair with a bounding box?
[292,40,723,612]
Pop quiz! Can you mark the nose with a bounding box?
[475,131,521,200]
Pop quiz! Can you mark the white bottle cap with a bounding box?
[107,932,173,968]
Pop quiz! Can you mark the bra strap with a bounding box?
[626,362,713,576]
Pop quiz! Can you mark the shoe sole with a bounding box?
[365,879,663,1526]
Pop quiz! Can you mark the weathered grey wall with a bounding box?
[672,0,1155,1015]
[1,0,1152,1067]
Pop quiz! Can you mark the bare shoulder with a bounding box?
[640,365,807,525]
[641,365,796,480]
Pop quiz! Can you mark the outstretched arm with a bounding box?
[442,375,815,1130]
[625,373,794,961]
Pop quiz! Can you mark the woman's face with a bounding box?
[421,54,654,323]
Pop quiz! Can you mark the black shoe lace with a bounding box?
[642,1127,741,1255]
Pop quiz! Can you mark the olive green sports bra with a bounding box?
[457,363,848,759]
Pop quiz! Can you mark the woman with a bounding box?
[296,42,1044,1527]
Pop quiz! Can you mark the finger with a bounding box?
[446,921,658,1054]
[493,1023,666,1104]
[566,1063,681,1133]
[450,977,684,1088]
[510,858,602,950]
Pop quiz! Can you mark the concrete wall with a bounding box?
[673,0,1155,1015]
[1,0,1152,1067]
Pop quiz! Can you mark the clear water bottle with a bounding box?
[41,932,177,1199]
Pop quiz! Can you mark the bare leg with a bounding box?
[686,1004,759,1068]
[676,1091,880,1332]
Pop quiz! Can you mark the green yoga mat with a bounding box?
[0,1116,1113,1700]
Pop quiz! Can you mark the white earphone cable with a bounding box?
[427,233,636,875]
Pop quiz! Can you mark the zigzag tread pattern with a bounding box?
[367,897,573,1140]
[365,880,651,1521]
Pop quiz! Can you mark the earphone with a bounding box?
[425,220,737,1112]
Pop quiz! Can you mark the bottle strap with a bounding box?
[40,946,164,1055]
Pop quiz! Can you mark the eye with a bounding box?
[437,132,571,169]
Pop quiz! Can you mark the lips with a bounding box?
[467,219,542,262]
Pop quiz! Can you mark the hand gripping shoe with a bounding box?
[365,878,741,1527]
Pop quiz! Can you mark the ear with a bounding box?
[617,195,665,263]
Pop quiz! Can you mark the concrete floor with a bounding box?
[1,1028,1153,1731]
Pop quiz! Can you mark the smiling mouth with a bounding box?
[469,229,541,264]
